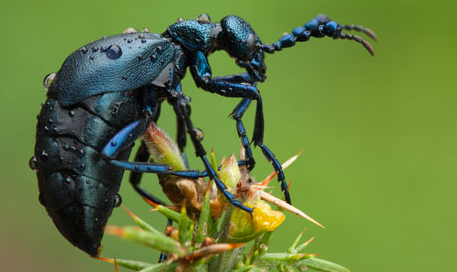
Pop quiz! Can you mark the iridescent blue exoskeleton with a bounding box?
[31,14,376,256]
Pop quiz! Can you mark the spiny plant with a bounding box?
[98,122,350,272]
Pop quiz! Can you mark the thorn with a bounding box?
[205,179,212,194]
[97,257,114,263]
[287,178,293,190]
[184,243,245,262]
[114,259,119,272]
[259,191,325,228]
[260,171,278,187]
[106,226,124,237]
[142,197,158,208]
[282,149,304,170]
[303,236,315,247]
[121,206,138,220]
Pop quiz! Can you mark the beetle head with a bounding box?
[220,16,266,82]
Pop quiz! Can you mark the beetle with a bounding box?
[30,14,376,256]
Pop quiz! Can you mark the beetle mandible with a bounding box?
[31,14,376,256]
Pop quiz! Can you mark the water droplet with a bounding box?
[114,194,122,208]
[102,35,107,39]
[64,144,70,150]
[92,46,99,52]
[69,110,75,117]
[100,46,107,52]
[143,109,152,118]
[70,146,77,151]
[40,150,49,162]
[89,55,95,60]
[193,128,204,142]
[127,39,132,43]
[106,44,122,59]
[137,55,143,60]
[79,149,84,156]
[48,119,53,124]
[65,177,72,183]
[44,126,49,132]
[142,27,150,33]
[121,75,127,80]
[141,39,146,43]
[197,13,211,24]
[157,46,163,52]
[111,141,117,146]
[29,156,37,170]
[150,54,157,61]
[95,217,99,222]
[43,73,56,89]
[80,164,85,169]
[138,34,144,39]
[128,133,133,138]
[79,46,88,54]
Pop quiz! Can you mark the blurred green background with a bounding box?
[1,0,456,271]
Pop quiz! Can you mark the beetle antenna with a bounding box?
[342,24,377,41]
[339,33,375,56]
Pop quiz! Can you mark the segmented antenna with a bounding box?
[342,24,378,41]
[339,33,375,56]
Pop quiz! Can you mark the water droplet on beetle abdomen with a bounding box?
[105,44,122,59]
[29,156,37,170]
[43,73,56,89]
[114,194,122,208]
[79,46,88,54]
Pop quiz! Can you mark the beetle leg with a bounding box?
[102,116,208,179]
[261,14,376,56]
[173,102,189,168]
[232,97,291,204]
[173,93,253,214]
[212,73,257,169]
[191,58,290,203]
[129,141,168,206]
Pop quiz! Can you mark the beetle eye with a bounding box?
[248,34,256,53]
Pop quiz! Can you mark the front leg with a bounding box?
[191,56,291,203]
[173,92,253,213]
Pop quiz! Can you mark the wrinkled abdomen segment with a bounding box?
[33,91,142,256]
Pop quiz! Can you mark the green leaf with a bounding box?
[288,229,305,253]
[107,226,186,256]
[196,181,213,244]
[138,263,178,272]
[155,204,192,227]
[123,207,162,236]
[260,253,310,263]
[296,257,350,272]
[179,203,191,245]
[98,258,152,271]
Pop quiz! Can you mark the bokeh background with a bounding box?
[1,0,456,271]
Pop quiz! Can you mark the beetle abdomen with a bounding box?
[32,90,143,256]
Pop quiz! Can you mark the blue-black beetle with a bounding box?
[31,14,376,256]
